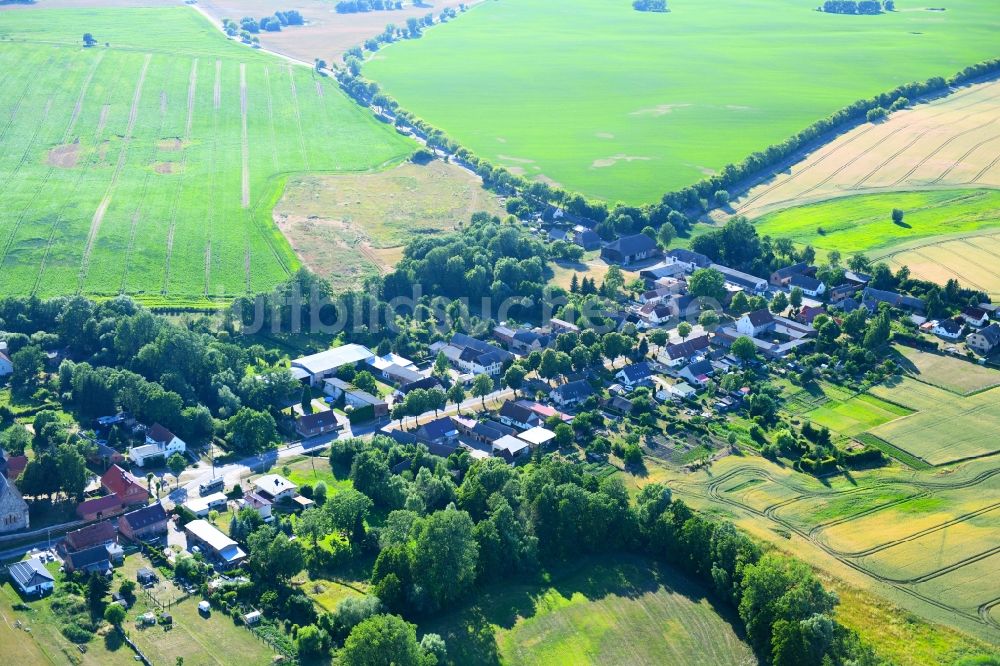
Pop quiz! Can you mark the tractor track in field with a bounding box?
[0,98,54,268]
[856,103,1000,190]
[240,63,250,208]
[928,128,1000,185]
[979,598,1000,630]
[703,463,1000,627]
[77,54,151,293]
[0,97,52,197]
[162,59,199,295]
[736,84,1000,213]
[32,56,127,295]
[908,248,990,293]
[0,69,36,146]
[958,237,1000,264]
[287,65,310,169]
[967,147,1000,184]
[889,116,1000,187]
[63,51,104,141]
[213,59,221,109]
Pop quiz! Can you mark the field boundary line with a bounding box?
[213,59,221,109]
[77,53,152,292]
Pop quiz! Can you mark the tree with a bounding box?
[789,287,803,311]
[433,351,449,377]
[247,527,305,584]
[603,265,625,297]
[472,374,493,408]
[11,345,44,391]
[340,614,423,666]
[503,364,526,395]
[300,386,313,415]
[553,423,573,448]
[0,424,30,457]
[688,268,726,301]
[677,322,692,341]
[295,624,327,659]
[411,509,478,611]
[83,33,97,47]
[326,488,373,543]
[104,603,126,626]
[891,208,905,224]
[656,223,674,249]
[770,291,789,314]
[731,336,757,364]
[87,571,110,611]
[314,58,327,72]
[698,310,719,330]
[226,408,277,453]
[167,453,186,488]
[446,383,466,412]
[848,253,871,274]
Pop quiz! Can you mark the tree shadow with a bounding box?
[103,628,124,652]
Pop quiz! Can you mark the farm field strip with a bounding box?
[734,79,1000,218]
[698,459,1000,638]
[0,6,414,303]
[882,233,1000,298]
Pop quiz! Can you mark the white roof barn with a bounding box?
[291,344,375,386]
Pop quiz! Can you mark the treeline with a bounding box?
[821,0,892,14]
[222,11,303,40]
[339,56,1000,237]
[335,0,403,14]
[632,0,668,12]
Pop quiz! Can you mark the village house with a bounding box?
[118,502,168,542]
[967,322,1000,355]
[101,465,150,507]
[656,381,698,402]
[572,227,602,250]
[962,307,990,328]
[366,352,423,386]
[8,558,54,597]
[789,275,826,298]
[76,494,124,522]
[827,282,860,303]
[235,492,273,522]
[723,309,816,359]
[324,378,389,419]
[600,233,660,266]
[615,362,653,389]
[549,379,594,407]
[639,259,687,282]
[933,318,965,340]
[492,435,531,461]
[548,318,579,335]
[665,248,711,273]
[129,423,186,468]
[412,417,460,456]
[295,410,341,438]
[453,417,518,447]
[769,262,811,287]
[638,302,675,326]
[497,401,543,430]
[712,264,768,294]
[678,359,714,387]
[252,475,297,503]
[796,305,827,325]
[183,492,228,518]
[657,335,711,367]
[0,474,30,534]
[736,310,776,337]
[493,326,551,354]
[64,521,117,553]
[65,542,122,574]
[291,344,375,387]
[862,287,924,313]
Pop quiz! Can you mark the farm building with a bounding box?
[789,275,825,297]
[769,262,811,287]
[712,264,768,294]
[291,344,375,386]
[665,249,711,272]
[185,520,246,569]
[8,558,54,597]
[601,233,659,266]
[0,474,29,534]
[76,494,124,522]
[492,435,531,461]
[118,502,168,542]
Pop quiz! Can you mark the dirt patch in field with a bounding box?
[154,161,177,174]
[592,154,651,168]
[629,103,690,117]
[274,159,503,288]
[158,137,183,151]
[47,142,79,168]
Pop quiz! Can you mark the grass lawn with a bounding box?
[801,392,911,438]
[0,6,413,304]
[276,453,353,494]
[892,344,1000,395]
[754,189,1000,256]
[421,554,754,665]
[365,0,1000,203]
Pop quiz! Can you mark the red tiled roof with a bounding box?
[76,494,123,519]
[101,465,150,502]
[65,521,116,552]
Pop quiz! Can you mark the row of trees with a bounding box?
[821,0,890,15]
[633,0,668,11]
[335,0,403,13]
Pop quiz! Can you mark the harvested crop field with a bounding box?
[879,230,1000,298]
[272,160,502,287]
[732,77,1000,218]
[892,345,1000,395]
[0,6,413,305]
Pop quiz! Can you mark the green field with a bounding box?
[893,345,1000,395]
[365,0,1000,203]
[754,189,1000,256]
[0,7,413,304]
[424,555,755,665]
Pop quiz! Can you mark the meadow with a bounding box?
[732,78,1000,219]
[365,0,1000,203]
[422,555,755,666]
[0,6,414,305]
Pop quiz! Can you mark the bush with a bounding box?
[866,106,888,122]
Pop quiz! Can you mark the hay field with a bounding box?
[733,78,1000,218]
[879,230,1000,298]
[366,0,1000,203]
[867,378,1000,465]
[680,456,1000,646]
[0,6,413,305]
[273,160,502,286]
[893,345,1000,395]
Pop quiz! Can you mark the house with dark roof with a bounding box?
[962,307,990,328]
[413,417,460,456]
[64,543,121,574]
[399,376,443,394]
[101,465,150,507]
[119,502,168,542]
[549,379,594,407]
[967,322,1000,355]
[295,410,341,438]
[796,305,827,325]
[64,521,117,553]
[129,424,186,468]
[932,318,965,340]
[712,264,768,294]
[678,359,714,387]
[615,362,653,388]
[862,288,924,313]
[8,558,54,597]
[769,262,811,287]
[665,248,711,272]
[789,274,826,297]
[573,228,602,251]
[600,233,660,266]
[497,401,542,430]
[76,494,124,521]
[450,334,513,376]
[657,335,711,367]
[828,282,860,303]
[736,310,775,337]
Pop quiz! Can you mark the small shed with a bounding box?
[137,567,157,585]
[198,600,211,615]
[243,610,262,625]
